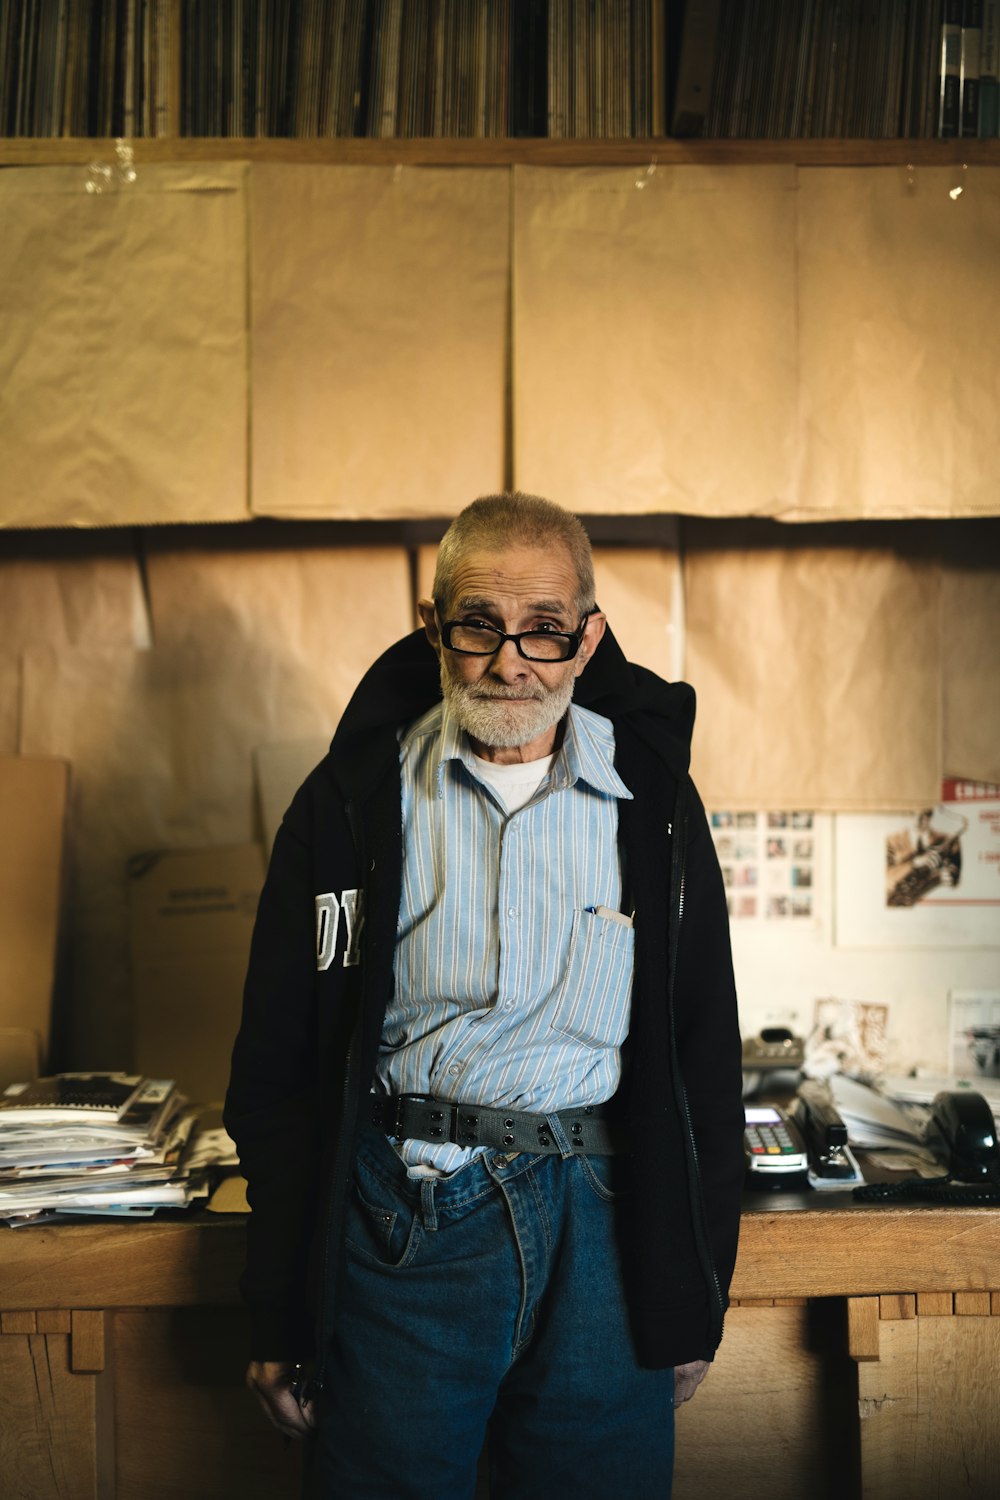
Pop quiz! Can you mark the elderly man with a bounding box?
[225,492,744,1499]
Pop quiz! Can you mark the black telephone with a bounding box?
[742,1027,805,1072]
[854,1089,1000,1204]
[926,1091,1000,1184]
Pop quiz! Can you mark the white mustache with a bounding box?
[468,687,545,702]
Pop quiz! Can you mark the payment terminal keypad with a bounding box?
[745,1119,797,1156]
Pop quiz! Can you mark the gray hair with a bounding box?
[432,492,596,617]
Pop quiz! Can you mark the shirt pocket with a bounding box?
[549,907,635,1049]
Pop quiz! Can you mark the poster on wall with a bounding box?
[835,780,1000,948]
[949,990,1000,1081]
[708,809,828,928]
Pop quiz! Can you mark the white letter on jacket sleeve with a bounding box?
[340,888,365,968]
[315,892,341,971]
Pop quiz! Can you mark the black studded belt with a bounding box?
[369,1093,628,1155]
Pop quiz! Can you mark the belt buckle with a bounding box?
[391,1095,409,1137]
[387,1093,424,1139]
[374,1095,402,1137]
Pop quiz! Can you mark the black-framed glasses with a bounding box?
[439,614,590,662]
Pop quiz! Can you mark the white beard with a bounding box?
[439,658,576,749]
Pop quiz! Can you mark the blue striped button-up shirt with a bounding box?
[375,699,635,1173]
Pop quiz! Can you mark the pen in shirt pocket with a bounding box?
[584,905,634,928]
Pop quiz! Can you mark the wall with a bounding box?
[1,160,998,1092]
[2,516,997,1092]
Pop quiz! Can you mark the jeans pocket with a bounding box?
[344,1173,423,1270]
[576,1152,629,1204]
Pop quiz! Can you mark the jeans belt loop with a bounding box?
[419,1177,439,1231]
[543,1112,576,1160]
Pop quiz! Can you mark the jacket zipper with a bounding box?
[667,787,727,1349]
[312,797,367,1393]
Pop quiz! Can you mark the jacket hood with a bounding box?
[328,627,695,787]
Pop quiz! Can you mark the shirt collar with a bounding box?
[553,703,633,800]
[402,700,632,802]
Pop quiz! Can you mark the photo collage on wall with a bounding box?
[709,810,817,922]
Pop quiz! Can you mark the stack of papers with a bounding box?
[880,1072,1000,1124]
[826,1073,950,1176]
[827,1073,927,1149]
[0,1072,227,1224]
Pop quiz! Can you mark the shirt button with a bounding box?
[507,906,517,917]
[447,1063,462,1076]
[503,1000,514,1010]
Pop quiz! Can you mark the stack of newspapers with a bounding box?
[0,1072,219,1225]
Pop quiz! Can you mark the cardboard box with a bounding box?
[0,755,70,1067]
[128,845,265,1105]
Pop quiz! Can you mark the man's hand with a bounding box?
[673,1359,710,1408]
[246,1360,317,1440]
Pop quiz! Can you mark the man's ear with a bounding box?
[417,599,441,655]
[573,611,606,678]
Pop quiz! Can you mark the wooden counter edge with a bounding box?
[1,1205,998,1310]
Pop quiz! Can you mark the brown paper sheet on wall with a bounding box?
[0,536,150,649]
[0,756,70,1065]
[417,542,681,680]
[0,165,248,527]
[145,533,409,638]
[683,527,942,810]
[21,645,180,1066]
[415,544,438,621]
[591,548,681,680]
[0,657,20,754]
[941,558,1000,785]
[512,165,797,516]
[19,544,411,1065]
[252,165,509,520]
[254,738,331,853]
[0,537,149,753]
[796,167,1000,520]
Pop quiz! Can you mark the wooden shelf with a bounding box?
[2,136,1000,169]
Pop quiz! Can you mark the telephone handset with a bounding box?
[854,1089,1000,1203]
[926,1091,1000,1184]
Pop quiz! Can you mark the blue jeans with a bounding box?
[312,1124,675,1499]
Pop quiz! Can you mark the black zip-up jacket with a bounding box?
[224,626,744,1373]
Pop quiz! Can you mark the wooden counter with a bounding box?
[2,1202,998,1499]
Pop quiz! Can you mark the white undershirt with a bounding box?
[471,752,554,813]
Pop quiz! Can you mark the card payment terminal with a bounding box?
[744,1105,809,1184]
